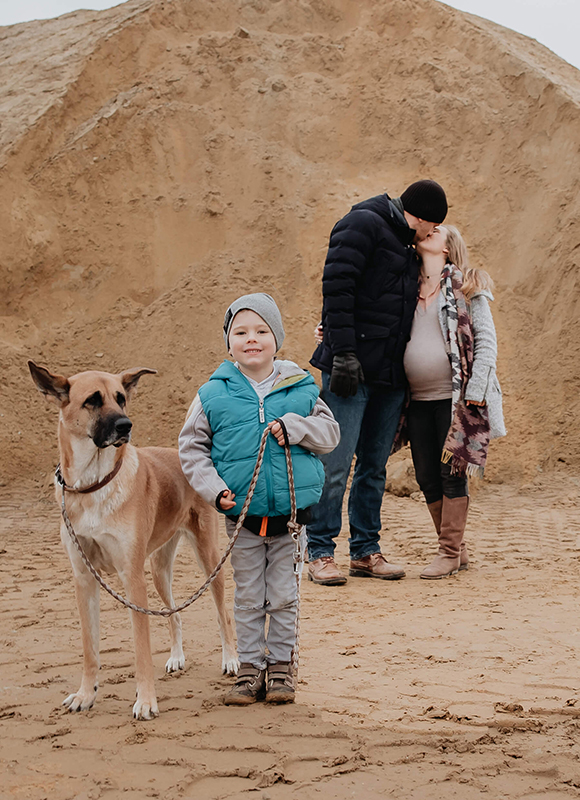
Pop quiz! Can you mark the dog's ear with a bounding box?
[28,361,70,406]
[118,367,158,398]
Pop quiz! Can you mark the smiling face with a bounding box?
[228,309,277,381]
[416,225,449,258]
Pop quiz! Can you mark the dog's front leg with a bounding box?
[120,568,159,720]
[62,533,101,712]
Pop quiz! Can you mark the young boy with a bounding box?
[179,293,340,705]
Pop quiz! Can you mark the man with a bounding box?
[308,179,448,585]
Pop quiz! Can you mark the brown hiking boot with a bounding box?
[223,663,266,706]
[349,552,405,580]
[308,557,347,586]
[265,662,295,704]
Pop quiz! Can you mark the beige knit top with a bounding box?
[403,294,453,401]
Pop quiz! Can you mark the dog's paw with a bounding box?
[132,696,159,720]
[62,689,97,712]
[165,654,185,673]
[222,655,239,676]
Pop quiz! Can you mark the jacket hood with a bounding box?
[210,359,311,386]
[350,193,415,246]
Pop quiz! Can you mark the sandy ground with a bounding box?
[2,1,580,797]
[3,476,580,799]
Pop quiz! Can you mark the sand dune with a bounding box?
[1,0,579,485]
[2,2,580,797]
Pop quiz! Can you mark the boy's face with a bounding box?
[228,309,277,375]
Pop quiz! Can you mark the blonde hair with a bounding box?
[441,225,494,301]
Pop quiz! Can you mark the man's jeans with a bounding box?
[307,372,404,561]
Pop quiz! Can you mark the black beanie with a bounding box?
[400,180,448,224]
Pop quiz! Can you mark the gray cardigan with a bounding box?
[437,289,506,440]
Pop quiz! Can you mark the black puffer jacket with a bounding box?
[310,193,419,389]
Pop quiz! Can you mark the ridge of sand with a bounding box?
[0,0,579,487]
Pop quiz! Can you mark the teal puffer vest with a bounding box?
[198,361,325,517]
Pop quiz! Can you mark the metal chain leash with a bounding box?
[58,427,273,617]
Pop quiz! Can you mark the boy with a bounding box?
[179,293,340,705]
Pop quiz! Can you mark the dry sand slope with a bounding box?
[2,0,580,798]
[0,0,580,484]
[4,480,580,799]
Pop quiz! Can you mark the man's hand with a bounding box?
[466,399,486,407]
[330,353,364,398]
[218,489,236,510]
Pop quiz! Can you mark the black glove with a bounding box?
[330,353,364,398]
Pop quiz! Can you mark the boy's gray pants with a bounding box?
[225,519,306,670]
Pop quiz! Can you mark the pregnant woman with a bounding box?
[401,225,506,579]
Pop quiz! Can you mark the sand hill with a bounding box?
[1,0,580,486]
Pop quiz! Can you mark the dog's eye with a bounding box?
[116,392,126,407]
[83,391,103,408]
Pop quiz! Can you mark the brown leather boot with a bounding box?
[224,664,266,705]
[349,552,405,580]
[265,662,295,704]
[459,542,469,571]
[308,557,347,586]
[427,499,443,532]
[421,496,469,580]
[428,499,468,571]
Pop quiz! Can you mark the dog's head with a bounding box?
[29,361,157,449]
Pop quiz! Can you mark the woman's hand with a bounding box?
[314,322,323,345]
[219,489,236,510]
[268,420,286,446]
[466,399,486,407]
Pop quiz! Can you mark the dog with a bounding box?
[29,361,238,720]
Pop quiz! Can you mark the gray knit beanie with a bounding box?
[223,293,285,351]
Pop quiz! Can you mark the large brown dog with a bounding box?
[29,361,238,720]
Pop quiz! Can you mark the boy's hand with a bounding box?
[219,489,236,510]
[268,420,286,447]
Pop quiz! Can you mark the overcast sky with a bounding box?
[0,0,578,71]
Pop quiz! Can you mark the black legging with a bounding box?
[407,398,468,505]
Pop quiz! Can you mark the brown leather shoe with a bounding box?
[308,557,347,585]
[349,552,405,580]
[265,662,295,704]
[224,663,266,705]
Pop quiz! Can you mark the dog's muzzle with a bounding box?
[94,415,133,448]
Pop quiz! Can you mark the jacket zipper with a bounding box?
[259,375,306,509]
[260,373,309,512]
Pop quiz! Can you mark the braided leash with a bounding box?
[282,435,303,688]
[57,429,303,657]
[57,428,274,617]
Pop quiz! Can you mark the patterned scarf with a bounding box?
[392,265,491,477]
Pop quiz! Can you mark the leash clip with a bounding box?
[289,523,302,574]
[55,464,65,488]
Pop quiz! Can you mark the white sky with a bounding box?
[0,0,578,72]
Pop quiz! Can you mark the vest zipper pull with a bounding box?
[259,399,265,423]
